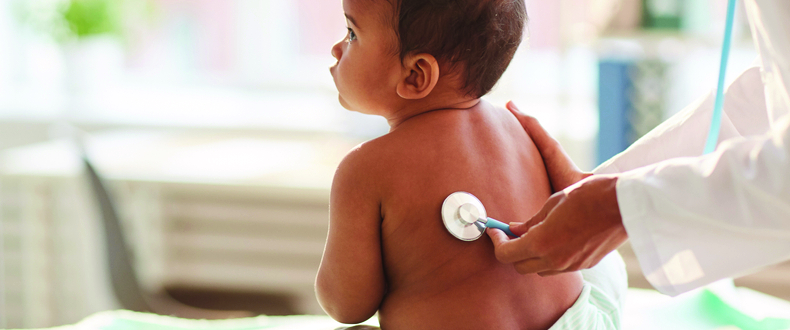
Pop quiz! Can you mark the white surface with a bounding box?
[595,0,790,296]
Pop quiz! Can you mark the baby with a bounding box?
[316,0,624,329]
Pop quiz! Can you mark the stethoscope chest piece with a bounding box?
[442,191,488,241]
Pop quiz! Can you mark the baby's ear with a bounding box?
[396,53,440,100]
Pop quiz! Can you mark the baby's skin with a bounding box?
[317,100,584,330]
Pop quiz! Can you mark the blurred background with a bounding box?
[0,0,786,328]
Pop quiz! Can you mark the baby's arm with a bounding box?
[316,148,386,324]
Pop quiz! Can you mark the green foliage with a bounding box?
[61,0,120,38]
[16,0,156,42]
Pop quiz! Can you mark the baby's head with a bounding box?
[330,0,527,116]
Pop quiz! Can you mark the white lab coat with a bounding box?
[593,0,790,296]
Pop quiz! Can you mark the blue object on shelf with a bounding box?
[597,60,634,165]
[598,59,667,165]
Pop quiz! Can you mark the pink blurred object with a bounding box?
[195,0,234,72]
[297,0,346,55]
[525,0,561,49]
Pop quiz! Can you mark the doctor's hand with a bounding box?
[487,175,628,276]
[506,101,591,193]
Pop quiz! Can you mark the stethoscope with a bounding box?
[441,192,517,241]
[441,0,737,242]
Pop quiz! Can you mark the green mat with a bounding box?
[624,282,790,330]
[18,284,790,330]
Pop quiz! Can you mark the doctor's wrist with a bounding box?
[569,175,623,226]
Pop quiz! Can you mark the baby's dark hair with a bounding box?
[391,0,527,97]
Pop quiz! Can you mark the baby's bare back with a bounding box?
[367,102,583,329]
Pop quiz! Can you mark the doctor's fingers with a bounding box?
[536,246,613,277]
[506,102,558,156]
[510,192,565,237]
[513,258,554,275]
[490,228,544,264]
[516,191,566,232]
[517,246,580,275]
[495,195,568,263]
[537,254,595,276]
[487,227,511,247]
[506,222,527,236]
[506,101,588,192]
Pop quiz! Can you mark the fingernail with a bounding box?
[507,101,521,113]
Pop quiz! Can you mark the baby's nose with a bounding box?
[331,40,343,60]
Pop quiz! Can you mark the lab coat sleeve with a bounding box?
[617,116,790,296]
[746,0,790,126]
[594,66,770,175]
[613,0,790,296]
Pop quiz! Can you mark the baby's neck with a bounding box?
[385,97,481,131]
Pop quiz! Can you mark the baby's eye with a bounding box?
[347,27,357,42]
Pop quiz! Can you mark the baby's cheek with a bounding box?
[337,70,375,111]
[346,69,377,93]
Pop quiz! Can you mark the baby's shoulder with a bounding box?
[339,135,393,164]
[334,136,395,179]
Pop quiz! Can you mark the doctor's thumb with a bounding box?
[509,222,529,236]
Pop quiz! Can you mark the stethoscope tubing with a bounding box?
[483,217,518,238]
[704,0,737,154]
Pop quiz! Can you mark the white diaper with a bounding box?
[548,251,628,330]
